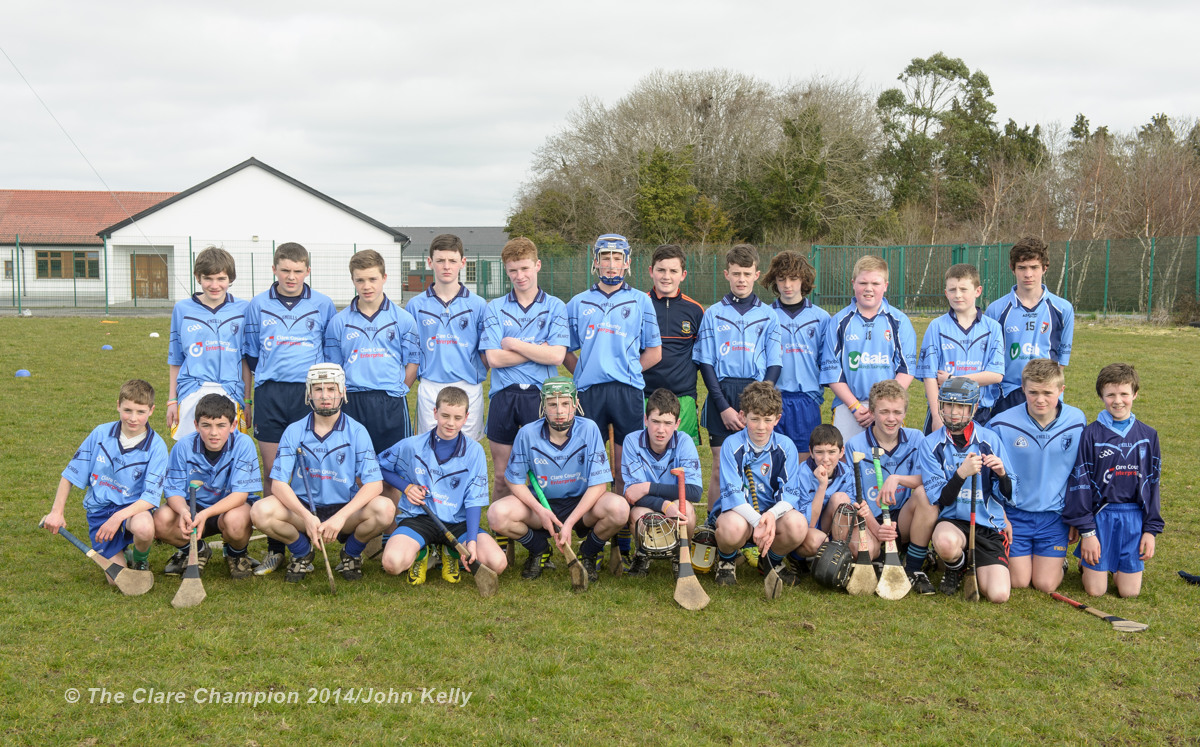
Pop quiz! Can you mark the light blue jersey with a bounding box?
[324,296,420,398]
[244,284,336,384]
[987,402,1086,513]
[164,431,263,509]
[918,424,1012,531]
[772,298,829,401]
[566,283,661,391]
[796,458,854,518]
[820,299,918,409]
[916,310,1005,408]
[505,417,612,502]
[984,286,1075,398]
[479,289,571,395]
[380,431,489,525]
[844,427,923,515]
[405,285,488,385]
[716,430,803,515]
[693,293,783,380]
[63,422,169,513]
[620,430,703,493]
[168,293,250,402]
[271,413,383,507]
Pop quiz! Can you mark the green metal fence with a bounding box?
[6,235,1199,319]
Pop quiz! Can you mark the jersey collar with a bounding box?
[270,283,311,301]
[506,287,546,312]
[189,429,234,457]
[190,292,235,313]
[945,307,983,333]
[590,281,630,295]
[772,297,813,316]
[722,292,761,308]
[426,429,467,462]
[425,283,470,305]
[851,297,890,320]
[1009,284,1048,311]
[305,411,348,441]
[108,422,157,453]
[638,429,677,457]
[649,287,681,302]
[539,418,576,446]
[867,425,910,453]
[350,295,391,322]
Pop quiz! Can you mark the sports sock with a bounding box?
[518,529,549,557]
[905,544,928,575]
[443,545,460,560]
[718,550,739,563]
[616,527,631,556]
[414,547,428,563]
[344,535,366,558]
[766,550,785,568]
[944,553,965,571]
[494,534,509,550]
[267,538,285,555]
[288,535,311,558]
[579,530,605,559]
[224,544,248,557]
[131,547,150,563]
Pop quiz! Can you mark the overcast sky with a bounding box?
[3,0,1197,228]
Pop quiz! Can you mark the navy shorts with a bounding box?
[578,381,643,444]
[253,381,308,443]
[87,505,137,559]
[549,498,595,538]
[343,390,411,456]
[395,514,470,549]
[777,391,822,452]
[485,385,541,445]
[1074,502,1145,574]
[308,502,354,544]
[702,377,754,447]
[1007,506,1068,558]
[939,519,1009,567]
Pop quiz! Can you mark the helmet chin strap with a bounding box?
[598,274,624,286]
[548,418,573,432]
[311,404,341,417]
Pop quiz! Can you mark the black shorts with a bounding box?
[578,381,642,444]
[253,381,309,443]
[939,519,1009,568]
[396,514,467,548]
[549,498,595,538]
[301,502,353,544]
[343,390,411,455]
[702,377,755,447]
[485,385,542,445]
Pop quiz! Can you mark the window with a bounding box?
[36,251,99,279]
[3,260,11,280]
[465,259,477,283]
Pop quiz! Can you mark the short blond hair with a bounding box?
[852,255,889,282]
[868,379,907,412]
[1022,359,1064,389]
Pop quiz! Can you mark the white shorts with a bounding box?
[832,404,866,443]
[173,382,241,441]
[416,379,485,440]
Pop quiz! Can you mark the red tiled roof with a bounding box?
[0,190,176,246]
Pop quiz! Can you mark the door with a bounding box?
[132,254,168,299]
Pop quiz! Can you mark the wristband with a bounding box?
[167,399,178,406]
[1080,530,1097,538]
[849,400,862,412]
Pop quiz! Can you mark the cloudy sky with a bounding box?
[2,0,1196,227]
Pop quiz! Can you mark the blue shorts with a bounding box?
[395,514,472,549]
[485,385,541,445]
[343,390,411,455]
[253,381,308,443]
[777,391,822,452]
[1006,505,1068,558]
[578,382,643,444]
[702,377,755,447]
[1074,502,1145,574]
[87,505,137,559]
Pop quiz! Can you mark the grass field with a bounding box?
[3,315,1199,745]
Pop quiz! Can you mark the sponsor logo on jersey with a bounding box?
[1005,325,1020,333]
[1014,436,1028,448]
[534,457,550,465]
[263,336,275,351]
[848,351,890,371]
[345,331,360,340]
[537,475,548,488]
[262,318,277,327]
[681,321,692,334]
[760,463,770,476]
[883,328,892,342]
[187,324,204,332]
[942,342,957,350]
[1098,447,1115,459]
[347,349,360,364]
[716,324,732,332]
[1040,321,1050,334]
[845,333,860,341]
[427,337,437,351]
[720,341,731,356]
[585,324,596,340]
[422,318,438,326]
[189,341,205,357]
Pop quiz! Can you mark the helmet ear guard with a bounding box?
[635,512,679,559]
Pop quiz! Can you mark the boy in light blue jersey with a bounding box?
[987,359,1085,593]
[694,244,783,511]
[167,246,251,442]
[821,254,917,443]
[799,425,854,537]
[840,380,938,594]
[251,364,392,584]
[710,382,825,589]
[479,238,570,507]
[620,389,703,577]
[487,377,628,583]
[406,234,489,440]
[42,380,167,575]
[157,394,262,579]
[918,263,1004,431]
[761,250,828,459]
[378,386,507,585]
[564,234,662,495]
[984,237,1074,417]
[920,378,1014,603]
[324,250,420,455]
[244,242,336,574]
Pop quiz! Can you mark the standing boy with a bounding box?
[486,377,628,582]
[378,386,507,584]
[324,249,420,455]
[620,389,704,577]
[479,237,570,505]
[1064,363,1162,598]
[693,244,782,511]
[406,234,489,439]
[250,364,393,583]
[157,394,262,579]
[244,242,336,575]
[919,377,1014,604]
[985,237,1075,417]
[987,359,1086,593]
[918,263,1005,431]
[167,246,251,441]
[642,244,705,446]
[710,382,825,588]
[761,249,828,459]
[41,380,168,575]
[821,255,917,442]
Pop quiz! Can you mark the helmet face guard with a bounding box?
[540,376,581,431]
[636,512,680,558]
[593,234,631,286]
[938,376,980,433]
[305,363,347,416]
[813,502,856,589]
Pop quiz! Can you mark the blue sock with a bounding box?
[519,529,549,557]
[288,535,311,558]
[766,550,784,568]
[616,527,631,555]
[905,544,928,575]
[344,535,366,557]
[580,531,605,559]
[718,550,739,562]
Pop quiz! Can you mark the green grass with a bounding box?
[3,316,1200,745]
